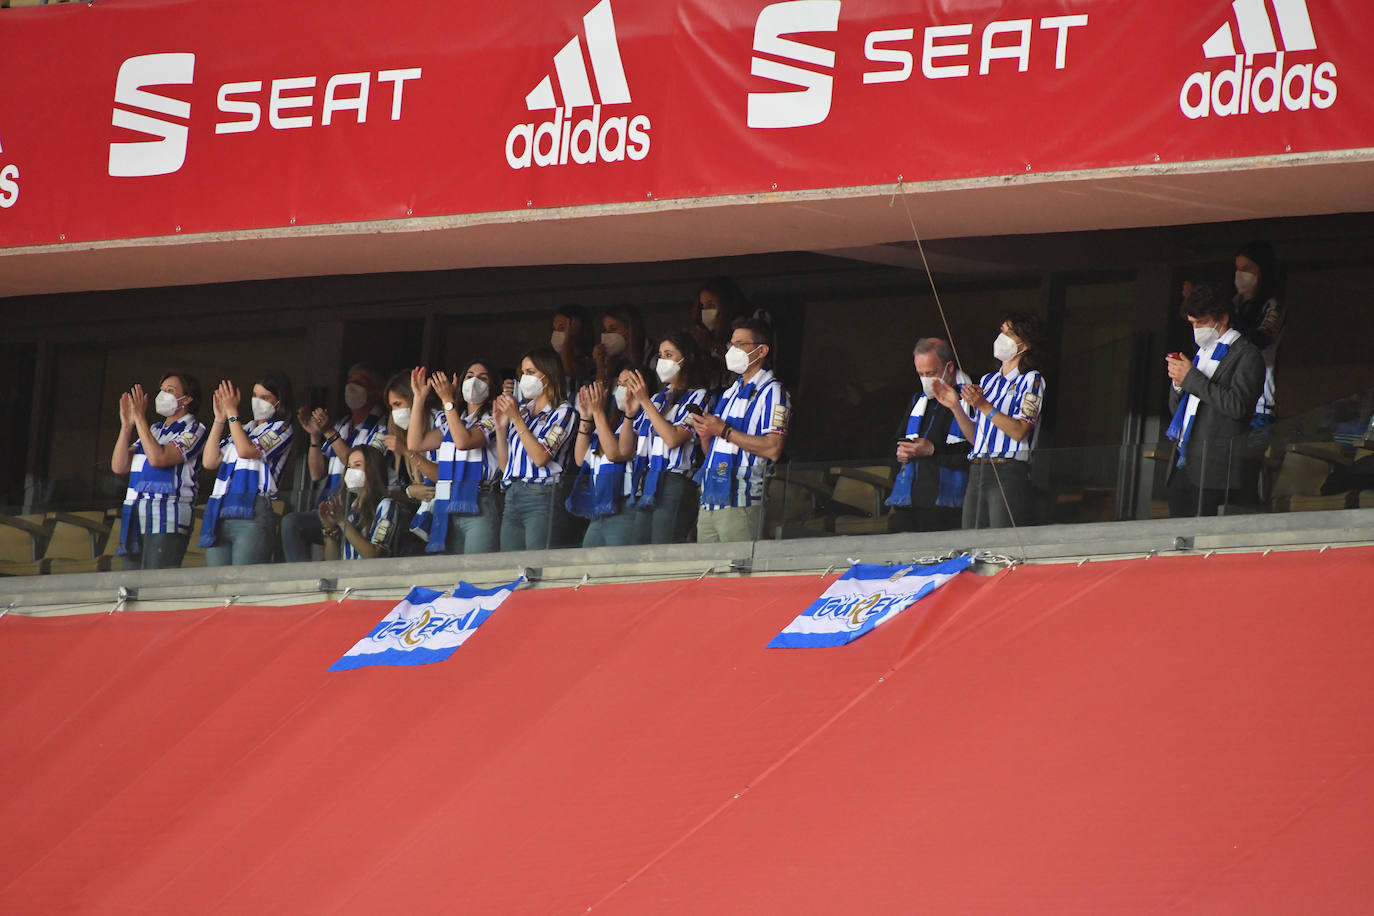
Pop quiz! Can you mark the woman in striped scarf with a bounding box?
[409,362,502,555]
[200,373,294,566]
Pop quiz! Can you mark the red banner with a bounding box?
[1,0,1370,248]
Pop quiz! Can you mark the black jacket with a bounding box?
[1167,334,1265,489]
[892,394,973,508]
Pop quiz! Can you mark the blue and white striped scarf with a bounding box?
[565,434,626,520]
[696,375,784,509]
[885,373,972,509]
[199,456,262,547]
[1166,328,1240,468]
[426,412,493,553]
[629,389,702,508]
[117,452,177,556]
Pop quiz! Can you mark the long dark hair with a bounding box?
[1000,312,1047,375]
[696,276,750,344]
[1235,239,1281,305]
[257,370,293,421]
[659,330,711,392]
[335,446,389,535]
[461,359,499,417]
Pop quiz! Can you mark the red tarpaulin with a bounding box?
[2,0,1371,247]
[2,548,1373,913]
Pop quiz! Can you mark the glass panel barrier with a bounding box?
[3,389,1372,577]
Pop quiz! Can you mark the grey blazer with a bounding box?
[1166,334,1265,490]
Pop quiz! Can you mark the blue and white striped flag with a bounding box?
[767,557,973,649]
[329,577,524,671]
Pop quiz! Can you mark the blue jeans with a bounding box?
[205,495,276,567]
[500,480,555,552]
[121,532,189,571]
[280,509,323,563]
[583,507,636,548]
[631,472,699,545]
[443,490,500,555]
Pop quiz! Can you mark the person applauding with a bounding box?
[494,348,576,551]
[568,377,635,547]
[416,362,502,554]
[934,313,1046,529]
[282,365,388,563]
[320,446,398,560]
[200,373,294,566]
[621,332,710,544]
[110,372,207,569]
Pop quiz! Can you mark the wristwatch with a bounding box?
[225,415,239,424]
[443,401,455,412]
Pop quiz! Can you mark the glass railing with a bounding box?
[3,390,1372,577]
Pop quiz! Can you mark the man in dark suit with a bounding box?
[1165,282,1266,517]
[889,337,973,532]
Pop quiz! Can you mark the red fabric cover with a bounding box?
[3,0,1372,248]
[1,548,1372,913]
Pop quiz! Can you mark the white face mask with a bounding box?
[155,391,181,417]
[601,332,627,356]
[613,385,628,411]
[344,383,368,410]
[550,330,566,351]
[700,307,718,330]
[343,467,367,490]
[1234,270,1258,296]
[391,407,411,429]
[920,376,940,399]
[1193,324,1220,349]
[993,332,1020,363]
[251,396,275,421]
[655,357,682,383]
[518,374,545,401]
[725,344,757,375]
[462,377,489,404]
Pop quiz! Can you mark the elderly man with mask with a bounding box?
[1165,282,1265,517]
[886,337,974,533]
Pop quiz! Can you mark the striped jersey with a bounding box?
[970,368,1045,461]
[632,387,709,478]
[123,416,207,536]
[503,401,575,484]
[699,369,791,509]
[213,419,295,497]
[342,496,398,560]
[322,409,388,496]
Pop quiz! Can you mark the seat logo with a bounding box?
[108,53,196,178]
[747,1,841,129]
[505,0,651,169]
[746,3,1089,130]
[1180,0,1336,118]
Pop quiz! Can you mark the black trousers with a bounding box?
[1167,473,1232,518]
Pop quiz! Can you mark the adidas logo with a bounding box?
[1179,0,1337,119]
[505,0,650,170]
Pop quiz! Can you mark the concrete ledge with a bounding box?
[2,508,1370,616]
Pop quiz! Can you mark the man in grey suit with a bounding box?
[1165,282,1266,517]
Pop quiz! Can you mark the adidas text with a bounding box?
[1180,52,1336,119]
[505,105,650,169]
